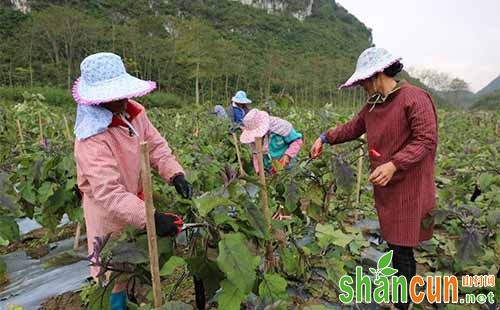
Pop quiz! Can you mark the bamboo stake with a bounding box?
[232,133,246,176]
[16,119,24,145]
[354,138,364,221]
[73,222,81,250]
[140,142,162,307]
[255,137,275,269]
[38,111,44,144]
[62,116,82,250]
[63,116,72,141]
[255,137,271,222]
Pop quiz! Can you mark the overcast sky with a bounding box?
[336,0,500,92]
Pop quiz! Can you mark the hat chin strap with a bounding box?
[118,113,140,137]
[368,76,383,111]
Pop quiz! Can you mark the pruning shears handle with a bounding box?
[181,223,209,232]
[369,148,382,158]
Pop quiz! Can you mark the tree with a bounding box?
[176,18,220,105]
[26,6,104,88]
[448,78,470,107]
[407,67,452,91]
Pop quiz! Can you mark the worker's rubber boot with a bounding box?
[110,290,127,310]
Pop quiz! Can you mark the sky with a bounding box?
[335,0,500,92]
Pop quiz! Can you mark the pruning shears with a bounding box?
[181,223,209,232]
[162,212,208,234]
[369,148,382,158]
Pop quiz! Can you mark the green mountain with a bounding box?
[472,89,500,110]
[0,0,373,105]
[436,90,475,108]
[476,74,500,97]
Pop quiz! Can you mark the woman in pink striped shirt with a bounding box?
[72,52,192,310]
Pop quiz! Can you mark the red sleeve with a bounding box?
[325,107,367,144]
[390,90,438,171]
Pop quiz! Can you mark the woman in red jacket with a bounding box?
[310,47,438,310]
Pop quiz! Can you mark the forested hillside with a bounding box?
[0,0,372,104]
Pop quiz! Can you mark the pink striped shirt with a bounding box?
[75,100,184,276]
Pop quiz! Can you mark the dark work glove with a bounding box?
[173,175,193,199]
[154,211,183,237]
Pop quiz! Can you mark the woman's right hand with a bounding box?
[310,138,324,159]
[155,211,183,237]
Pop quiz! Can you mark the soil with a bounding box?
[0,223,86,257]
[40,291,84,310]
[25,243,50,259]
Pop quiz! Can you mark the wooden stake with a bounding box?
[255,137,275,269]
[62,116,82,250]
[63,116,72,141]
[232,133,246,176]
[255,137,271,222]
[38,111,44,143]
[16,120,24,145]
[354,140,364,221]
[73,222,81,250]
[140,142,162,307]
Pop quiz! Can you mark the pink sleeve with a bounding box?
[252,154,259,174]
[142,112,185,184]
[75,138,146,228]
[285,138,303,158]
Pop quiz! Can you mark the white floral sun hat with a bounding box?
[340,47,402,89]
[72,52,156,105]
[231,90,252,104]
[240,109,270,144]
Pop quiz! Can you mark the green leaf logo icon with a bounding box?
[377,251,393,269]
[380,267,398,277]
[372,251,398,280]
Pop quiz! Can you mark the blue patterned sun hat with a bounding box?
[231,90,252,104]
[72,52,156,105]
[340,47,402,89]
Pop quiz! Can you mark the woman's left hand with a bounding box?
[368,162,397,186]
[277,155,291,168]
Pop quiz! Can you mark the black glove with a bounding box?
[173,175,193,199]
[154,211,183,237]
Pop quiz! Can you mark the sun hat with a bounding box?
[213,104,227,118]
[340,47,402,89]
[240,109,270,144]
[231,90,252,104]
[72,52,156,105]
